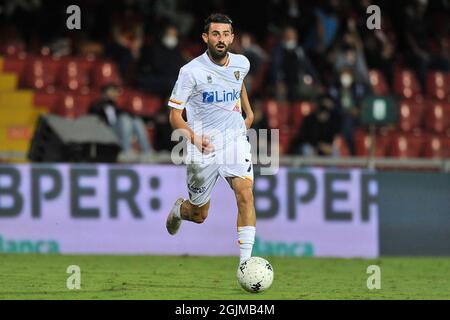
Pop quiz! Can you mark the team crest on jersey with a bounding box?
[234,71,240,80]
[207,75,212,83]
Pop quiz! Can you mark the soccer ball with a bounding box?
[236,257,274,293]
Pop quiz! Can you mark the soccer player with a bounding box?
[166,13,256,265]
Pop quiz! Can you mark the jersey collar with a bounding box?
[204,50,231,68]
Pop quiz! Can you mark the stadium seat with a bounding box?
[58,57,91,92]
[2,55,28,78]
[33,92,61,111]
[21,56,62,92]
[443,136,450,158]
[369,69,390,95]
[389,132,424,158]
[426,71,449,101]
[398,99,425,132]
[291,101,316,135]
[91,61,121,89]
[333,135,350,157]
[424,101,449,134]
[422,134,446,159]
[0,40,26,57]
[354,129,389,157]
[123,91,160,117]
[263,100,290,129]
[52,93,93,119]
[278,126,291,155]
[394,69,422,99]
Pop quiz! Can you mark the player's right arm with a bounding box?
[168,68,214,154]
[169,109,214,154]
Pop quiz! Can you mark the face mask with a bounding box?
[283,40,297,50]
[162,35,178,49]
[340,74,353,88]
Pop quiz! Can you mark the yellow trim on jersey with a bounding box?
[169,98,183,105]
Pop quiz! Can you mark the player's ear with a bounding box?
[230,33,234,44]
[202,33,208,44]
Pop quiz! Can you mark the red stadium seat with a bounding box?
[91,61,121,89]
[2,54,28,78]
[52,93,93,119]
[291,101,316,135]
[121,90,162,117]
[424,101,449,134]
[354,129,389,157]
[334,135,350,157]
[394,69,422,99]
[443,136,450,158]
[278,126,291,155]
[58,57,91,92]
[389,132,424,158]
[422,134,446,159]
[263,100,290,129]
[0,40,26,57]
[426,71,449,101]
[398,99,425,132]
[21,56,62,92]
[33,92,61,111]
[369,69,390,95]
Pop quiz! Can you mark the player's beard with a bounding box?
[208,41,229,61]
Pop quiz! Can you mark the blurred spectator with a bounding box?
[329,68,369,155]
[251,99,271,157]
[232,32,268,97]
[304,0,340,56]
[269,26,321,101]
[361,15,396,89]
[331,19,370,87]
[105,2,144,79]
[290,94,340,156]
[152,108,177,152]
[154,0,194,36]
[137,25,186,97]
[401,0,449,92]
[89,84,153,159]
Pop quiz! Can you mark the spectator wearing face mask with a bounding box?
[268,26,321,101]
[332,30,370,87]
[137,25,186,98]
[329,68,368,155]
[290,94,341,157]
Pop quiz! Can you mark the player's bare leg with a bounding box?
[229,177,256,264]
[166,199,210,235]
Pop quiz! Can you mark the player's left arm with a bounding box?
[240,83,254,129]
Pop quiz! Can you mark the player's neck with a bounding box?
[207,50,229,66]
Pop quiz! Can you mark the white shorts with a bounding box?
[186,138,253,206]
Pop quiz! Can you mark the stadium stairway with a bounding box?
[0,57,47,161]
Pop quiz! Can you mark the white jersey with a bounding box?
[168,51,250,156]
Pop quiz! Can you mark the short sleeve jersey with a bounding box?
[168,51,250,151]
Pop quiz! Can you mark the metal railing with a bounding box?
[2,151,449,172]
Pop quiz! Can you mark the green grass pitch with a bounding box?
[0,255,449,299]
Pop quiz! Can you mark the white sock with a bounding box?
[238,226,256,264]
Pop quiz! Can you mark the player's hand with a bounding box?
[192,134,214,154]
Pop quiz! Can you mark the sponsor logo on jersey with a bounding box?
[202,89,240,103]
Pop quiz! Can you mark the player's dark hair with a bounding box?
[204,13,233,33]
